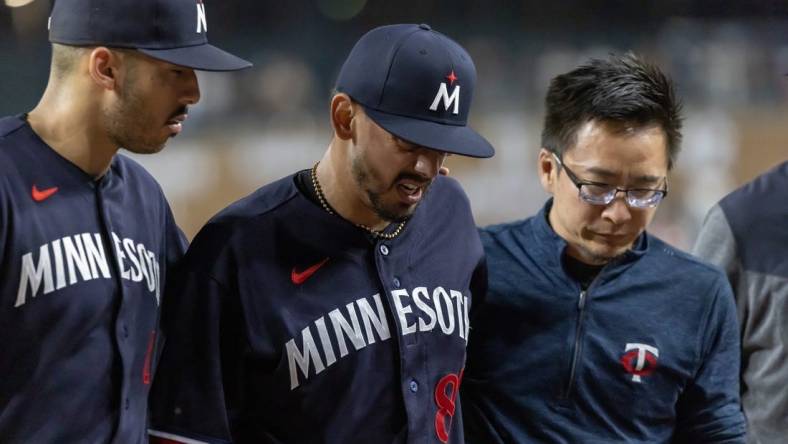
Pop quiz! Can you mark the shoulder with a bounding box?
[480,218,532,237]
[0,116,33,198]
[428,175,472,210]
[478,217,533,251]
[720,161,788,226]
[184,174,300,265]
[410,175,477,233]
[720,161,788,210]
[692,204,736,269]
[110,154,174,217]
[208,174,300,228]
[647,234,729,290]
[716,161,788,274]
[0,114,26,139]
[0,115,30,169]
[112,153,165,192]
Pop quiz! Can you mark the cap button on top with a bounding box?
[418,24,431,30]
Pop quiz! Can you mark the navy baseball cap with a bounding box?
[336,24,494,158]
[48,0,251,72]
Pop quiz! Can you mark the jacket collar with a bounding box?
[528,199,649,283]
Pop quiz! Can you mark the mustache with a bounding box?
[169,106,188,120]
[394,172,431,186]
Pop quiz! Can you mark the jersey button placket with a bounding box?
[409,379,419,393]
[379,244,390,256]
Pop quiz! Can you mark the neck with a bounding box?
[547,204,611,266]
[316,141,389,231]
[27,81,117,178]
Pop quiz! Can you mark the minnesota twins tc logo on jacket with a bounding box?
[621,343,659,382]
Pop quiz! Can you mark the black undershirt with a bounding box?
[562,253,604,290]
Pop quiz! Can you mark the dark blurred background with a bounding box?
[2,0,787,245]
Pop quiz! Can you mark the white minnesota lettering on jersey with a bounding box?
[285,286,469,390]
[15,232,161,308]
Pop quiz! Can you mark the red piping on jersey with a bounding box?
[143,330,156,385]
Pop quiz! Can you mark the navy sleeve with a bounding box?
[164,204,188,272]
[468,253,487,321]
[148,189,188,383]
[0,182,6,268]
[149,262,244,443]
[673,275,746,443]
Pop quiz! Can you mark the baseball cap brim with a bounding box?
[363,107,495,158]
[139,43,252,72]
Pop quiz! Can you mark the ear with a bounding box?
[438,166,450,176]
[88,47,120,91]
[330,93,355,141]
[538,148,558,194]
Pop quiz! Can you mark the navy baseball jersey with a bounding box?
[0,115,187,443]
[149,172,486,444]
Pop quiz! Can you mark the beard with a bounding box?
[574,241,627,265]
[103,76,185,155]
[351,152,433,223]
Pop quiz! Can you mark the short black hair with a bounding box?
[541,53,683,169]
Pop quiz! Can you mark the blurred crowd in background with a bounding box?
[2,0,787,244]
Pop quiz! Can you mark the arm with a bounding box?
[148,264,245,444]
[468,254,488,321]
[693,204,739,291]
[163,203,189,273]
[673,276,746,443]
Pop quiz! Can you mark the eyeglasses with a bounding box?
[552,153,668,208]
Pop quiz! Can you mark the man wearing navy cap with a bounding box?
[0,1,250,443]
[148,23,493,444]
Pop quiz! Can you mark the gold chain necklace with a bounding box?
[311,162,406,240]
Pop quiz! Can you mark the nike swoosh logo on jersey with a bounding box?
[31,184,59,202]
[291,257,330,285]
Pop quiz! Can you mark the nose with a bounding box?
[413,148,446,179]
[181,69,201,105]
[601,191,632,224]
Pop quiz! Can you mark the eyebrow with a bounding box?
[583,166,663,184]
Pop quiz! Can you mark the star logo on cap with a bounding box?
[446,70,458,86]
[430,71,461,115]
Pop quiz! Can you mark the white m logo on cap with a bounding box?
[196,1,208,33]
[429,82,460,115]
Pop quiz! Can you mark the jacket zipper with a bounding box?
[563,290,587,398]
[561,254,623,400]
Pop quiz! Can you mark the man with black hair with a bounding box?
[461,54,746,443]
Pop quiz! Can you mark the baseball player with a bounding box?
[0,1,250,443]
[148,24,493,444]
[461,54,746,443]
[693,161,788,444]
